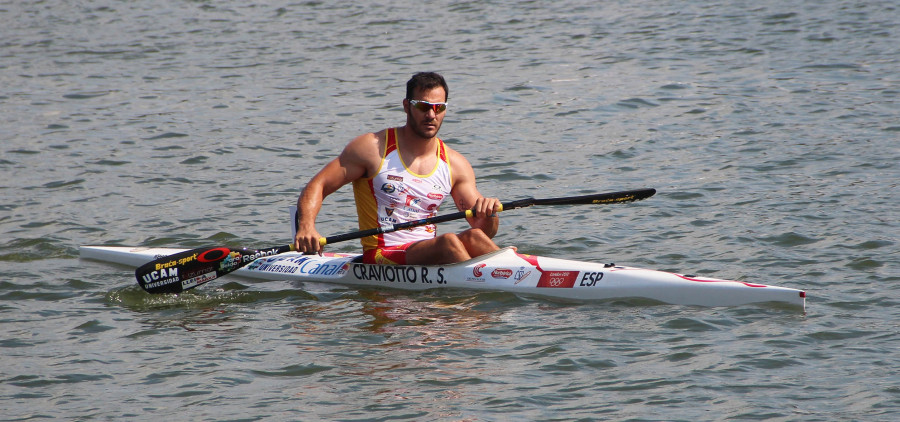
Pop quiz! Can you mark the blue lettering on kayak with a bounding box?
[297,259,345,276]
[248,256,349,277]
[253,262,299,274]
[580,272,604,287]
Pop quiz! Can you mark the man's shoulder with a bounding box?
[339,129,389,174]
[443,143,475,184]
[346,129,388,152]
[441,143,469,165]
[350,129,384,144]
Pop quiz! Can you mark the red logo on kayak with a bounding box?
[473,263,486,278]
[491,269,513,279]
[536,271,578,288]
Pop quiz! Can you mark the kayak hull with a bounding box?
[80,246,806,309]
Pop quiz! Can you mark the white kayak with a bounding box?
[80,245,806,309]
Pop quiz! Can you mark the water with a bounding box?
[2,0,898,420]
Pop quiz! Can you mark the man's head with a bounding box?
[406,72,449,102]
[404,72,449,139]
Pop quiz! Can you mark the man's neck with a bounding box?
[397,125,438,157]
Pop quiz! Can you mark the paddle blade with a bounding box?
[135,245,292,294]
[502,188,657,210]
[538,188,656,205]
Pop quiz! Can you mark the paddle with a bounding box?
[135,188,656,294]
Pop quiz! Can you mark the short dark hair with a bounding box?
[406,72,449,101]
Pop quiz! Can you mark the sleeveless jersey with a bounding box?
[353,128,453,251]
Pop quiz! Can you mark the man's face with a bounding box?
[405,86,447,139]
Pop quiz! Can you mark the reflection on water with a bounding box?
[288,290,502,351]
[357,291,500,348]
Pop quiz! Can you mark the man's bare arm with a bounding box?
[294,133,381,253]
[448,150,500,238]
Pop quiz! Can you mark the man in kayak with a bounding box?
[293,72,503,265]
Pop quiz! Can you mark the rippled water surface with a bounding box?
[2,0,898,420]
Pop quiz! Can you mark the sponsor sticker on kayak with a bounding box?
[467,263,487,282]
[514,267,532,285]
[247,255,351,277]
[536,271,579,288]
[491,268,513,279]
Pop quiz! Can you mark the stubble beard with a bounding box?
[409,113,442,140]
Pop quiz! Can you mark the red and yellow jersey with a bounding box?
[352,128,453,251]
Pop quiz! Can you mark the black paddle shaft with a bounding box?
[324,188,656,244]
